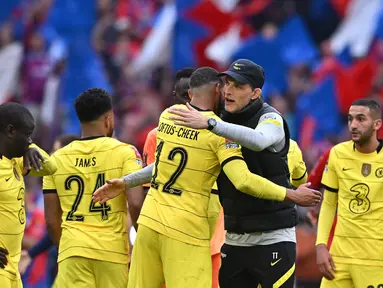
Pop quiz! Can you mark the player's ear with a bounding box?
[188,89,192,100]
[6,124,15,139]
[250,88,261,101]
[215,82,220,94]
[374,119,382,131]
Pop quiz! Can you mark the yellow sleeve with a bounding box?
[27,144,57,176]
[43,174,56,191]
[116,145,143,175]
[321,148,339,191]
[290,144,307,187]
[316,148,338,246]
[222,159,286,201]
[213,135,243,165]
[316,189,338,246]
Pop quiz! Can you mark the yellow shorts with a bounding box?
[55,256,128,288]
[0,274,22,288]
[321,263,383,288]
[128,225,212,288]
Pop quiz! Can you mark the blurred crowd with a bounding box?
[0,0,383,287]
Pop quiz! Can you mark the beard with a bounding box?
[214,96,224,117]
[352,126,374,146]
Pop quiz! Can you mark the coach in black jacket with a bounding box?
[168,59,307,288]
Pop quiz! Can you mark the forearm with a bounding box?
[46,222,61,248]
[28,233,53,258]
[123,164,153,188]
[28,144,57,176]
[316,190,338,246]
[223,160,286,201]
[126,186,145,230]
[22,235,38,250]
[212,120,283,152]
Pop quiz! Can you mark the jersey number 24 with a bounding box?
[65,173,111,221]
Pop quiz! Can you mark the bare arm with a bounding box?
[126,186,146,231]
[43,193,62,247]
[23,144,57,176]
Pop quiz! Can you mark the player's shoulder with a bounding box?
[258,111,283,124]
[147,127,158,139]
[289,139,298,153]
[330,141,354,158]
[107,138,138,154]
[161,104,185,118]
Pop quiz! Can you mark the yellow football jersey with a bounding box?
[0,157,25,280]
[43,137,142,264]
[138,105,243,247]
[287,139,307,187]
[321,140,383,267]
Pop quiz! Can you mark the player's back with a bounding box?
[138,105,241,247]
[47,137,142,264]
[328,140,383,266]
[0,157,25,279]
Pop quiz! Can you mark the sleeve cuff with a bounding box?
[221,156,243,168]
[43,189,57,194]
[322,184,338,193]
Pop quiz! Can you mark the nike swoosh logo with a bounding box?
[5,177,11,182]
[342,168,353,171]
[271,258,282,266]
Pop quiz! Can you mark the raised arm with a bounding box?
[211,112,284,151]
[23,144,57,176]
[168,103,284,151]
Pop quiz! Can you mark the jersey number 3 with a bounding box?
[349,183,371,214]
[65,173,111,221]
[151,141,188,196]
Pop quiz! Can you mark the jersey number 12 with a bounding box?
[151,141,188,196]
[65,173,111,221]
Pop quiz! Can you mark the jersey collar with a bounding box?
[189,103,211,112]
[79,136,105,141]
[353,139,383,153]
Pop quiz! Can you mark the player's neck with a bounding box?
[355,138,380,154]
[81,126,105,138]
[190,97,214,111]
[0,140,11,158]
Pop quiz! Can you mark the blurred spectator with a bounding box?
[21,31,51,118]
[0,22,23,102]
[269,93,297,140]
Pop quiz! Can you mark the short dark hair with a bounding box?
[0,102,34,132]
[56,134,80,147]
[173,68,195,103]
[175,68,195,81]
[352,99,382,119]
[75,88,112,123]
[189,67,221,89]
